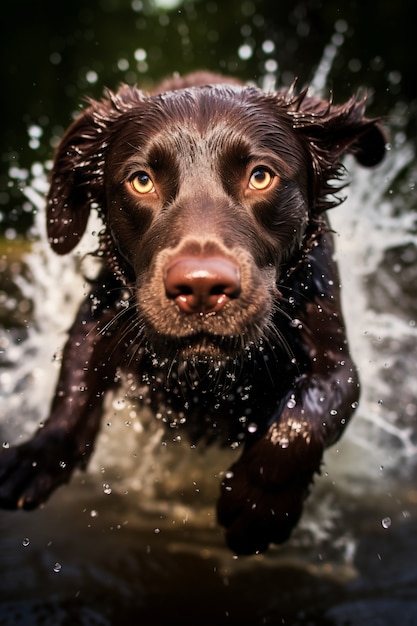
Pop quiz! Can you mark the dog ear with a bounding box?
[284,89,387,212]
[289,89,387,164]
[47,85,146,254]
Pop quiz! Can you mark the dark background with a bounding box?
[0,0,415,234]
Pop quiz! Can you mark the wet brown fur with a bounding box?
[0,72,385,554]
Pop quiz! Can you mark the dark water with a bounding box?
[1,1,417,624]
[1,476,417,625]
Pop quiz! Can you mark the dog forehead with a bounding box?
[151,85,287,134]
[117,85,297,162]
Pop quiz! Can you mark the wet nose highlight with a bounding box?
[164,256,241,314]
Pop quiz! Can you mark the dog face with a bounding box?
[46,77,385,363]
[103,86,313,360]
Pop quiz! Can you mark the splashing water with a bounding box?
[327,144,417,484]
[0,163,100,443]
[1,60,416,508]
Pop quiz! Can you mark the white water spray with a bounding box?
[327,145,417,485]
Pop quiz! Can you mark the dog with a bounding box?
[0,72,385,554]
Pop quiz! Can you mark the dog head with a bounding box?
[46,74,386,361]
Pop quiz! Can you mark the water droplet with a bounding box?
[381,516,391,529]
[238,43,253,60]
[280,438,289,449]
[53,562,62,573]
[90,509,98,518]
[287,396,296,409]
[262,39,275,54]
[2,442,9,449]
[103,483,112,495]
[134,48,147,62]
[22,537,30,547]
[247,422,258,433]
[112,398,126,411]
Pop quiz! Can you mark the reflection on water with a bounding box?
[1,67,417,626]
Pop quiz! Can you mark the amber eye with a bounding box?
[130,172,155,194]
[248,168,273,191]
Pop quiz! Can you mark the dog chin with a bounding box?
[147,332,244,366]
[166,341,244,393]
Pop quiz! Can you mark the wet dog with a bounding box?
[0,72,385,554]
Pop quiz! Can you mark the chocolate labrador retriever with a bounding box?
[0,72,385,554]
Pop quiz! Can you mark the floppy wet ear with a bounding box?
[46,108,104,254]
[285,90,387,212]
[46,85,146,254]
[346,121,387,167]
[289,90,387,166]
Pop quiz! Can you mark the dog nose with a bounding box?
[164,256,241,314]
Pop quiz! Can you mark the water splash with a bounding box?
[310,20,348,94]
[1,52,416,499]
[327,141,417,482]
[0,163,100,442]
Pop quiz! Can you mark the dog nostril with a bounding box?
[164,256,241,314]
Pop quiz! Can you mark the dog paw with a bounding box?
[217,462,307,554]
[0,434,79,510]
[216,430,323,554]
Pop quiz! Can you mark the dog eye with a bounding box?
[248,168,273,191]
[130,172,155,194]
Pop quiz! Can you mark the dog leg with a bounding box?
[217,231,360,554]
[0,277,126,509]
